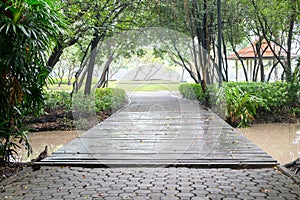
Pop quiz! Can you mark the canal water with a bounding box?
[16,130,83,162]
[16,123,299,165]
[238,123,300,165]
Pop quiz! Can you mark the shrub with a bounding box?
[178,83,204,102]
[178,83,220,106]
[94,88,127,112]
[44,91,72,112]
[225,82,294,113]
[71,88,127,130]
[179,81,299,127]
[222,85,265,127]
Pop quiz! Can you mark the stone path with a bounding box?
[1,167,299,199]
[1,91,299,199]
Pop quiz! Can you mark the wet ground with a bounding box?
[1,91,299,199]
[37,92,276,168]
[239,123,300,165]
[1,167,300,200]
[17,123,300,166]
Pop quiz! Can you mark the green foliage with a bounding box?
[71,88,126,130]
[39,88,126,130]
[224,82,299,126]
[178,83,216,107]
[44,91,72,112]
[179,82,299,128]
[72,93,95,120]
[0,128,32,163]
[0,0,65,164]
[225,82,296,112]
[178,83,204,101]
[222,85,264,127]
[94,88,127,112]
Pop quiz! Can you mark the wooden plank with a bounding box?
[39,92,277,168]
[35,160,277,169]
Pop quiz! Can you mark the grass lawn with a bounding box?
[47,80,182,92]
[113,80,181,91]
[46,84,73,91]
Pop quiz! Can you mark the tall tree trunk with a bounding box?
[256,39,265,82]
[193,0,206,84]
[72,42,92,95]
[267,61,280,81]
[76,68,88,92]
[249,39,258,82]
[217,0,222,85]
[188,11,201,83]
[67,72,72,85]
[222,35,229,82]
[193,0,209,106]
[200,0,209,85]
[84,32,100,95]
[286,0,296,82]
[47,43,64,69]
[94,55,115,88]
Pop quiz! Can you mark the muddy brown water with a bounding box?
[238,123,300,165]
[16,123,299,165]
[16,130,84,162]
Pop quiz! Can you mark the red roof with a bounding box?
[227,39,286,60]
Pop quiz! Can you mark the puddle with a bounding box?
[16,130,83,162]
[238,123,300,165]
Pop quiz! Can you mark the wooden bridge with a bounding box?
[37,91,277,168]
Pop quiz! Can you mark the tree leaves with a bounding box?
[25,0,42,6]
[0,0,66,163]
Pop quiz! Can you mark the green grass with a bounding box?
[46,84,73,91]
[114,80,181,91]
[47,80,181,92]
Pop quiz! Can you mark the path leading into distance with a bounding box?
[1,91,299,199]
[40,91,276,168]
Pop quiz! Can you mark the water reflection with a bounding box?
[238,123,300,164]
[17,124,300,165]
[17,130,83,162]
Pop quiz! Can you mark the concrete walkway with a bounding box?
[1,91,299,199]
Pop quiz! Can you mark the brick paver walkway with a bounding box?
[1,167,299,199]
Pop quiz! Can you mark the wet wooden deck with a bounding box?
[38,92,277,168]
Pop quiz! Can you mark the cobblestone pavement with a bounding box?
[1,167,299,199]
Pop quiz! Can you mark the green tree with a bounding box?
[224,0,300,82]
[152,0,222,106]
[52,45,81,86]
[67,0,157,95]
[0,0,65,163]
